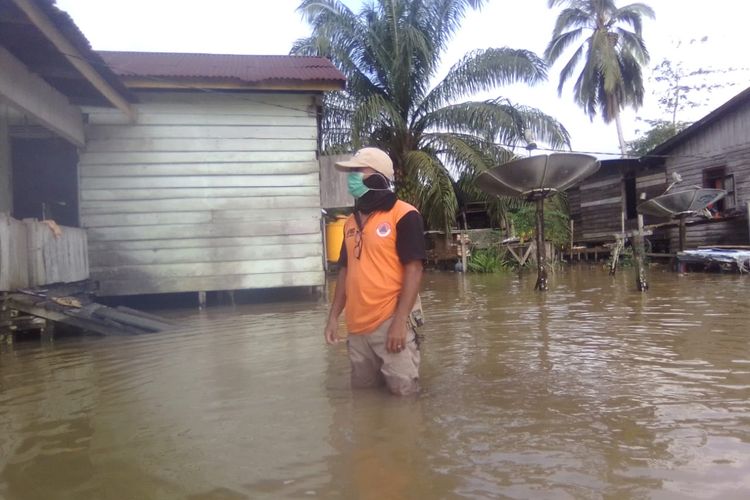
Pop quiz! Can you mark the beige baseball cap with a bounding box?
[334,147,394,180]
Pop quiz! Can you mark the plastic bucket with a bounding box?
[325,216,348,263]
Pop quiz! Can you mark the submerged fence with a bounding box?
[0,213,88,291]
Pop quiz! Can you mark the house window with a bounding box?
[703,167,736,214]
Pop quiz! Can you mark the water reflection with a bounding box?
[2,267,750,498]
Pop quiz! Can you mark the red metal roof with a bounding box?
[97,51,346,89]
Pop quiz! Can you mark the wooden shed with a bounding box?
[78,52,345,296]
[567,159,667,247]
[645,86,750,249]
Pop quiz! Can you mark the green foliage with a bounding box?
[292,0,570,230]
[627,120,688,156]
[508,195,571,248]
[468,247,509,273]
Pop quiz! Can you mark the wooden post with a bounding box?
[569,219,574,261]
[41,319,55,343]
[678,214,687,252]
[534,198,548,291]
[610,236,622,276]
[633,214,648,291]
[0,291,10,339]
[460,211,468,273]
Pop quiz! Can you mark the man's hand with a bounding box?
[325,267,347,345]
[386,319,409,353]
[324,318,342,345]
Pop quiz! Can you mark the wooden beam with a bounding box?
[10,0,136,122]
[0,46,84,146]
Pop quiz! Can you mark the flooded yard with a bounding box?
[1,266,750,499]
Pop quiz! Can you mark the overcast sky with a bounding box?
[56,0,750,158]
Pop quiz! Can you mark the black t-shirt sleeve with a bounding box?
[396,211,427,264]
[338,238,348,267]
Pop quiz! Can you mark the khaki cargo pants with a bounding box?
[347,316,420,396]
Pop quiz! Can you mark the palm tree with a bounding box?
[292,0,570,230]
[545,0,654,155]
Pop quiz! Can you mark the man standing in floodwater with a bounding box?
[324,147,426,396]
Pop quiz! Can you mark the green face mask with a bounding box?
[347,172,370,198]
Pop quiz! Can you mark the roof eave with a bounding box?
[12,0,136,119]
[118,76,346,93]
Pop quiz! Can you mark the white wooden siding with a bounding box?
[1,214,88,291]
[80,92,324,296]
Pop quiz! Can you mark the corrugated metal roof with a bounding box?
[97,51,346,88]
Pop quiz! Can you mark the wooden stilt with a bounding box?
[610,236,623,276]
[40,320,55,342]
[633,215,648,291]
[534,198,548,291]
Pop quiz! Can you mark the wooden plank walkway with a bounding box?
[1,282,177,338]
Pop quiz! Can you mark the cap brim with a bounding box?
[334,159,368,172]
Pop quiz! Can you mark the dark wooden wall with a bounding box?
[662,98,750,247]
[568,163,667,245]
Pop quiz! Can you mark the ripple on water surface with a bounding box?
[1,267,750,499]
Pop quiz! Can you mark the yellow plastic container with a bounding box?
[325,216,348,263]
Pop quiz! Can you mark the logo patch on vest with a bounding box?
[376,222,392,237]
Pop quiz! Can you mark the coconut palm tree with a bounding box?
[545,0,654,155]
[292,0,570,230]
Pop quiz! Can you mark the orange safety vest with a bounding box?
[342,200,418,334]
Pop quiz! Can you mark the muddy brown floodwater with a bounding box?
[1,266,750,499]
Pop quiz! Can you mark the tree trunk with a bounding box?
[614,113,628,157]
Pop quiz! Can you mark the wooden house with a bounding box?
[645,86,750,249]
[79,52,345,296]
[2,0,346,298]
[567,158,667,249]
[568,86,750,254]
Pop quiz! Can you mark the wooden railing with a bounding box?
[0,213,88,291]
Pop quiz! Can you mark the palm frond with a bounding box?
[611,3,655,33]
[405,150,459,230]
[418,48,548,116]
[556,42,586,93]
[545,27,585,65]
